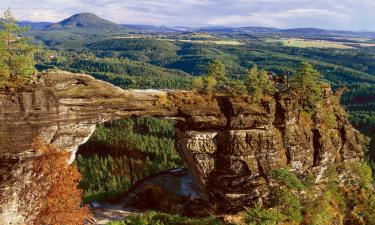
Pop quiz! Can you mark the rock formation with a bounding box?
[0,71,364,224]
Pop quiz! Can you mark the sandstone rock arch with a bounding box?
[0,71,364,224]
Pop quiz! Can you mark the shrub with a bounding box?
[341,162,375,224]
[107,211,224,225]
[273,168,304,191]
[245,206,283,225]
[276,190,303,224]
[227,80,247,95]
[303,191,344,225]
[326,111,336,129]
[193,76,217,94]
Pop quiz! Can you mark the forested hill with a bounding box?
[47,13,123,31]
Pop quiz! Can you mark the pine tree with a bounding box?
[0,9,36,87]
[247,65,277,100]
[289,62,324,111]
[206,59,226,83]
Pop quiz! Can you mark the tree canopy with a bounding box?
[247,64,277,100]
[290,62,324,112]
[0,9,36,88]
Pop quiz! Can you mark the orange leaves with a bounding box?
[28,139,91,225]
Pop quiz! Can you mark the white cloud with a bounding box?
[208,8,351,28]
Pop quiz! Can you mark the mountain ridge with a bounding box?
[19,12,375,37]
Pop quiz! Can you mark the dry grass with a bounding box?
[190,33,213,38]
[279,38,354,49]
[179,39,243,45]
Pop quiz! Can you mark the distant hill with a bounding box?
[197,26,375,38]
[281,28,375,38]
[18,21,52,30]
[22,12,375,38]
[122,24,180,33]
[47,13,122,30]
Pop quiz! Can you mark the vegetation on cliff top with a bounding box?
[107,211,225,225]
[244,163,375,225]
[0,9,37,88]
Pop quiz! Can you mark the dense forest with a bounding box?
[75,117,182,202]
[33,34,375,158]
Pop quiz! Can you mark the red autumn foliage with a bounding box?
[30,139,91,225]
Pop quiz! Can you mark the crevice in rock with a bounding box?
[339,126,347,160]
[17,94,25,112]
[312,129,322,166]
[283,133,292,164]
[273,96,286,127]
[273,93,291,164]
[256,157,269,182]
[216,96,234,128]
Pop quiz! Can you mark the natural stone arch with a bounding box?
[0,71,364,224]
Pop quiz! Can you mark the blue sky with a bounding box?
[0,0,374,31]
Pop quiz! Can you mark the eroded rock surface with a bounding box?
[0,71,364,224]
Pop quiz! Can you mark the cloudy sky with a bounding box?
[0,0,374,31]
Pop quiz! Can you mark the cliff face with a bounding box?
[0,71,364,224]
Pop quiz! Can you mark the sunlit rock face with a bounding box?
[0,71,364,224]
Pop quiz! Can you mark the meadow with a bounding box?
[269,38,355,49]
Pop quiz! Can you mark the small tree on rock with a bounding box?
[206,59,226,83]
[246,64,277,100]
[0,9,36,87]
[206,59,228,91]
[289,62,324,112]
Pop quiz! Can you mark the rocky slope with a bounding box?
[0,71,364,224]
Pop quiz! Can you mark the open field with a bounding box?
[357,43,375,47]
[112,35,243,46]
[331,37,373,42]
[177,39,244,45]
[190,33,213,38]
[153,38,243,45]
[276,38,355,49]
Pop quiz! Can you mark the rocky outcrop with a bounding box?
[0,71,364,224]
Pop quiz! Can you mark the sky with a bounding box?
[0,0,374,31]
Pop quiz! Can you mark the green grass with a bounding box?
[110,35,242,46]
[177,39,244,46]
[267,38,355,49]
[190,33,213,38]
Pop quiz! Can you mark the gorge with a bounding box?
[0,71,365,224]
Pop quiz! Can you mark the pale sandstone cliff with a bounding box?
[0,71,364,224]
